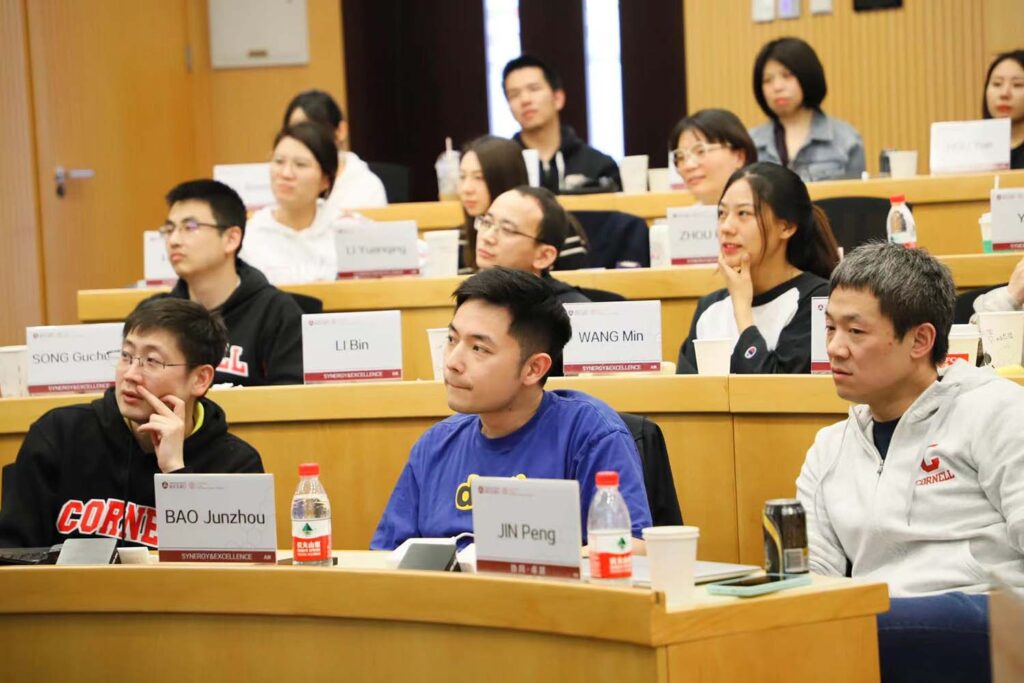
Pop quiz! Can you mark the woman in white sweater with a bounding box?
[973,255,1024,314]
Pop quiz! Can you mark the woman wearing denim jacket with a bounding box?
[749,37,865,183]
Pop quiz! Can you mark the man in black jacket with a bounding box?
[0,298,264,549]
[162,179,303,386]
[503,55,621,194]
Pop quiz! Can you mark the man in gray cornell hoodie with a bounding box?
[797,242,1023,683]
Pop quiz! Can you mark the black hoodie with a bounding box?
[514,124,621,194]
[168,259,303,386]
[0,388,263,548]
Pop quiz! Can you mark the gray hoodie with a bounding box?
[797,361,1024,596]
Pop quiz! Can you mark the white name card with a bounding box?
[666,205,719,266]
[472,476,582,579]
[213,163,274,210]
[26,323,122,395]
[154,473,277,563]
[811,296,830,374]
[562,301,662,375]
[991,189,1024,252]
[302,310,403,383]
[929,119,1011,175]
[143,231,178,286]
[335,220,420,279]
[426,328,448,381]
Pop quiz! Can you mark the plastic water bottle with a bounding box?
[291,462,332,566]
[886,194,917,249]
[587,471,633,585]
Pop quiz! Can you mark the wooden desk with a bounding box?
[0,564,887,682]
[75,253,1021,380]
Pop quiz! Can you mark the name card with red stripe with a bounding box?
[26,323,122,395]
[213,162,274,210]
[143,230,177,286]
[990,189,1024,252]
[930,119,1010,175]
[811,296,831,374]
[154,473,277,563]
[667,204,719,266]
[562,301,662,375]
[471,477,582,580]
[301,310,403,383]
[335,220,420,279]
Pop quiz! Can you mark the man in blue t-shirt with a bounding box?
[371,267,651,550]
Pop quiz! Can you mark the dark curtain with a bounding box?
[341,1,489,202]
[619,0,687,160]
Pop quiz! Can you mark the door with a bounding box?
[27,0,197,324]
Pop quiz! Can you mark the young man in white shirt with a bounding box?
[798,242,1024,682]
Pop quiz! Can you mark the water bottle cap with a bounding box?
[595,471,619,487]
[298,463,320,477]
[890,194,906,204]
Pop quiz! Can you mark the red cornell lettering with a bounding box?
[216,345,249,378]
[78,499,106,534]
[123,502,145,542]
[139,508,159,547]
[56,500,84,534]
[98,499,126,537]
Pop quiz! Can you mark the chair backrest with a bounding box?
[366,162,412,204]
[617,412,683,527]
[289,293,324,315]
[814,196,890,254]
[571,211,650,269]
[576,287,625,302]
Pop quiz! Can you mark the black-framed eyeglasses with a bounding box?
[474,214,543,242]
[158,218,228,238]
[116,351,188,374]
[672,142,726,166]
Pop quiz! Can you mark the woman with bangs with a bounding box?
[669,108,756,206]
[676,162,840,374]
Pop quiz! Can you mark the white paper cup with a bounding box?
[888,150,918,179]
[978,311,1024,368]
[521,149,540,187]
[648,222,671,267]
[620,155,649,193]
[642,526,700,609]
[422,229,460,278]
[943,327,980,368]
[693,338,732,375]
[0,346,28,398]
[426,328,449,381]
[647,168,671,193]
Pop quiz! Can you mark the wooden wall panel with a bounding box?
[683,0,991,174]
[0,0,45,343]
[187,0,348,172]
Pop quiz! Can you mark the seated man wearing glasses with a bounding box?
[474,185,590,305]
[160,179,304,386]
[0,298,264,549]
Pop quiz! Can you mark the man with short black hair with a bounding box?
[371,267,650,550]
[474,186,589,305]
[0,298,263,549]
[797,242,1024,682]
[162,179,303,386]
[503,55,620,193]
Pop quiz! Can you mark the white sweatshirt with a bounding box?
[973,286,1023,315]
[797,361,1024,597]
[326,151,387,211]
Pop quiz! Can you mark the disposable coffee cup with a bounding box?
[0,345,28,398]
[888,150,918,179]
[693,338,732,375]
[979,213,993,254]
[521,149,540,187]
[620,155,649,193]
[647,168,671,193]
[977,311,1024,368]
[426,328,449,381]
[649,222,671,267]
[422,229,460,278]
[435,150,461,201]
[642,526,700,609]
[944,325,981,368]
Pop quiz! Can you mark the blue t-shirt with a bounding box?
[370,389,652,550]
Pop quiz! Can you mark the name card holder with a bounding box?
[26,323,122,395]
[143,231,178,286]
[335,220,420,279]
[301,310,403,383]
[667,205,719,266]
[929,119,1011,175]
[810,296,830,374]
[213,163,274,210]
[990,189,1024,252]
[562,301,662,375]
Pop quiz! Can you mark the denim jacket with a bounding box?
[750,110,865,182]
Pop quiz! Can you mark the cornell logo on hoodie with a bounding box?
[56,498,159,547]
[217,345,249,377]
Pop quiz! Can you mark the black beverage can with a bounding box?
[763,498,808,574]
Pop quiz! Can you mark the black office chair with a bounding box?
[571,211,650,268]
[366,162,412,204]
[953,285,1005,324]
[289,293,324,315]
[618,413,683,527]
[577,287,625,302]
[814,197,890,254]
